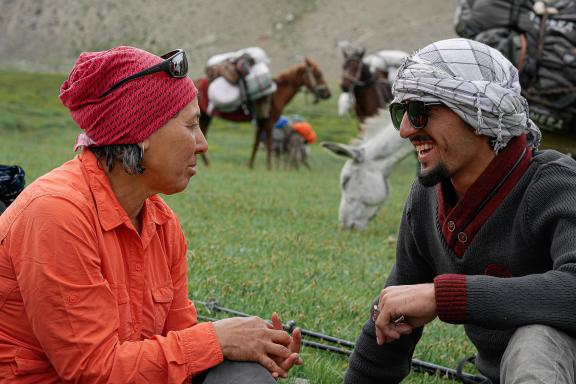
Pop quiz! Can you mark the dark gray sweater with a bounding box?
[345,150,576,383]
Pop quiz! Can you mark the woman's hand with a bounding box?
[213,316,297,379]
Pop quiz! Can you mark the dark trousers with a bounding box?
[194,360,275,384]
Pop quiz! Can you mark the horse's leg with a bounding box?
[248,119,261,169]
[265,119,273,171]
[199,112,212,166]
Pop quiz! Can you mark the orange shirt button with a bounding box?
[66,295,79,304]
[135,263,143,272]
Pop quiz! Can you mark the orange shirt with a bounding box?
[0,149,223,383]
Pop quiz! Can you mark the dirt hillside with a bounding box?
[0,0,457,80]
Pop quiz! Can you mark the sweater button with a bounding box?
[457,232,468,243]
[447,221,456,232]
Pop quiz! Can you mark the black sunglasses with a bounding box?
[389,100,443,130]
[99,49,188,98]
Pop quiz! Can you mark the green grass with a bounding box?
[0,71,477,383]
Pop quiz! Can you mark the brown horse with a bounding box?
[195,58,331,169]
[340,49,393,124]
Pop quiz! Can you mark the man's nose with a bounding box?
[398,113,418,139]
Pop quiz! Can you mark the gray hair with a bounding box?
[89,144,145,175]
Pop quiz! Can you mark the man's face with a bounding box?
[140,99,208,195]
[398,105,492,188]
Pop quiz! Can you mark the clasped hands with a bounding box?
[373,283,437,345]
[213,313,302,379]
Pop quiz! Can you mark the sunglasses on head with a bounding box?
[99,49,188,98]
[389,100,443,130]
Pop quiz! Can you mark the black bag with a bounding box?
[455,0,576,134]
[0,165,26,207]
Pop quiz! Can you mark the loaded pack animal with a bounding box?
[196,58,331,169]
[321,110,412,230]
[340,49,407,125]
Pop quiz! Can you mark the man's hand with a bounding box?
[213,316,296,379]
[374,283,437,345]
[270,312,303,374]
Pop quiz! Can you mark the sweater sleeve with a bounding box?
[10,196,223,383]
[345,200,435,384]
[436,160,576,332]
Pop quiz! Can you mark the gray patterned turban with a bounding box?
[392,38,541,152]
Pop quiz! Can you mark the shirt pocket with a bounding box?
[152,284,174,335]
[113,284,133,341]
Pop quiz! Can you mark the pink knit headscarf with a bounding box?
[59,46,197,149]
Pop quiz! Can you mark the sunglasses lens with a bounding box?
[408,101,430,129]
[389,103,405,130]
[168,51,188,78]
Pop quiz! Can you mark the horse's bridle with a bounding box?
[342,55,386,107]
[342,56,371,87]
[304,62,329,103]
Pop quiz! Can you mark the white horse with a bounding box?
[321,110,413,230]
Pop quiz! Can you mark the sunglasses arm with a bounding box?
[99,62,165,98]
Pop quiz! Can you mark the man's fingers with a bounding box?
[394,322,413,335]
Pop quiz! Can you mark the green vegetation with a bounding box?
[0,71,477,383]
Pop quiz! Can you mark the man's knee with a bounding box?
[501,324,576,384]
[196,360,275,384]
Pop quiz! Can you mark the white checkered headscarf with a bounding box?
[392,38,541,152]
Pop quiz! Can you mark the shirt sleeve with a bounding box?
[10,196,223,383]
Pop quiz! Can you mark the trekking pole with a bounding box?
[196,300,488,384]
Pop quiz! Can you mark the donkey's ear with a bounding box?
[321,142,364,163]
[304,57,312,66]
[359,47,366,58]
[342,48,349,59]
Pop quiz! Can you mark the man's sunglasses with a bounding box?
[389,100,443,130]
[99,49,188,98]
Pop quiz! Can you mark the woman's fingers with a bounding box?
[260,355,288,379]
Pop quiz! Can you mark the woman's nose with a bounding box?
[195,128,209,154]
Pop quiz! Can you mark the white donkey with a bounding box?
[321,110,413,230]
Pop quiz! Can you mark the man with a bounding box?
[0,46,301,383]
[345,38,576,383]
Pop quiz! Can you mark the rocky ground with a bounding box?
[0,0,457,80]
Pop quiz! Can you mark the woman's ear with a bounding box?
[139,139,150,152]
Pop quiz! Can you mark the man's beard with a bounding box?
[418,162,450,187]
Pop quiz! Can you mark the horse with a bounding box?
[340,49,407,126]
[195,58,331,169]
[321,110,412,230]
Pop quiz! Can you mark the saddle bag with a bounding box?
[243,62,277,100]
[455,0,576,134]
[207,77,243,113]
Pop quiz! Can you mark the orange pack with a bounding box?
[292,122,317,144]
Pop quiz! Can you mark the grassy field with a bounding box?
[0,71,478,383]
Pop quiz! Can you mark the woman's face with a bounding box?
[140,98,208,195]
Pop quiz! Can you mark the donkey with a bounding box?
[321,110,413,230]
